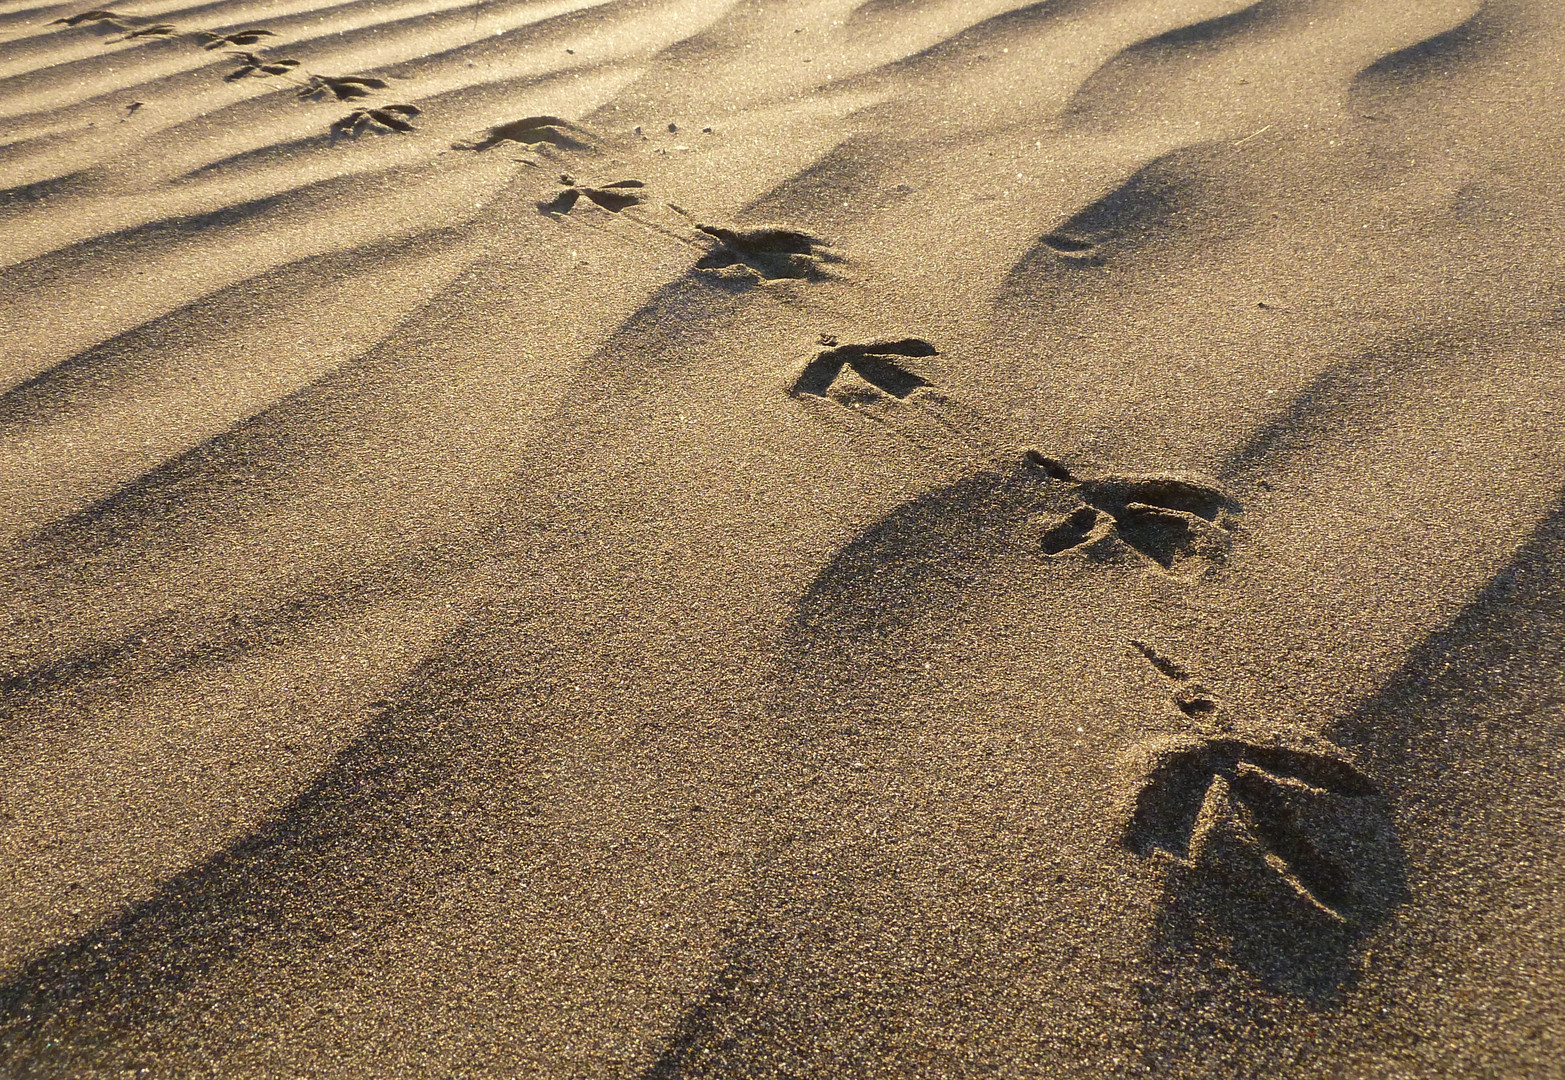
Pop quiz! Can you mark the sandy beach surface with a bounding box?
[1,0,1562,1075]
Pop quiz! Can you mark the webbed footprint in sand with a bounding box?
[693,224,836,285]
[1020,452,1238,570]
[454,116,596,152]
[540,177,645,215]
[298,74,392,103]
[330,106,419,141]
[1122,725,1407,997]
[790,339,936,402]
[111,23,175,40]
[225,53,299,80]
[199,28,275,49]
[49,11,177,39]
[49,10,126,25]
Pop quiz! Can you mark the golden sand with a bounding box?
[1,0,1561,1075]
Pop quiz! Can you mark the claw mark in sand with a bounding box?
[1131,639,1218,718]
[791,339,936,402]
[1039,232,1101,263]
[49,9,179,44]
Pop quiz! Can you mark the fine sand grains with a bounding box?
[1,0,1562,1077]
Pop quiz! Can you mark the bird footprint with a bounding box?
[330,105,420,140]
[454,116,594,152]
[112,22,175,40]
[1021,454,1236,570]
[791,339,936,400]
[200,28,275,49]
[540,177,645,214]
[50,9,124,25]
[225,52,298,80]
[300,74,391,102]
[694,224,832,283]
[1123,734,1399,925]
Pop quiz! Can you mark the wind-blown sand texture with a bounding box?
[1,0,1562,1076]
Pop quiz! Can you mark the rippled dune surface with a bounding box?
[1,0,1561,1076]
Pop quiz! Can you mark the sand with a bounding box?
[0,0,1561,1075]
